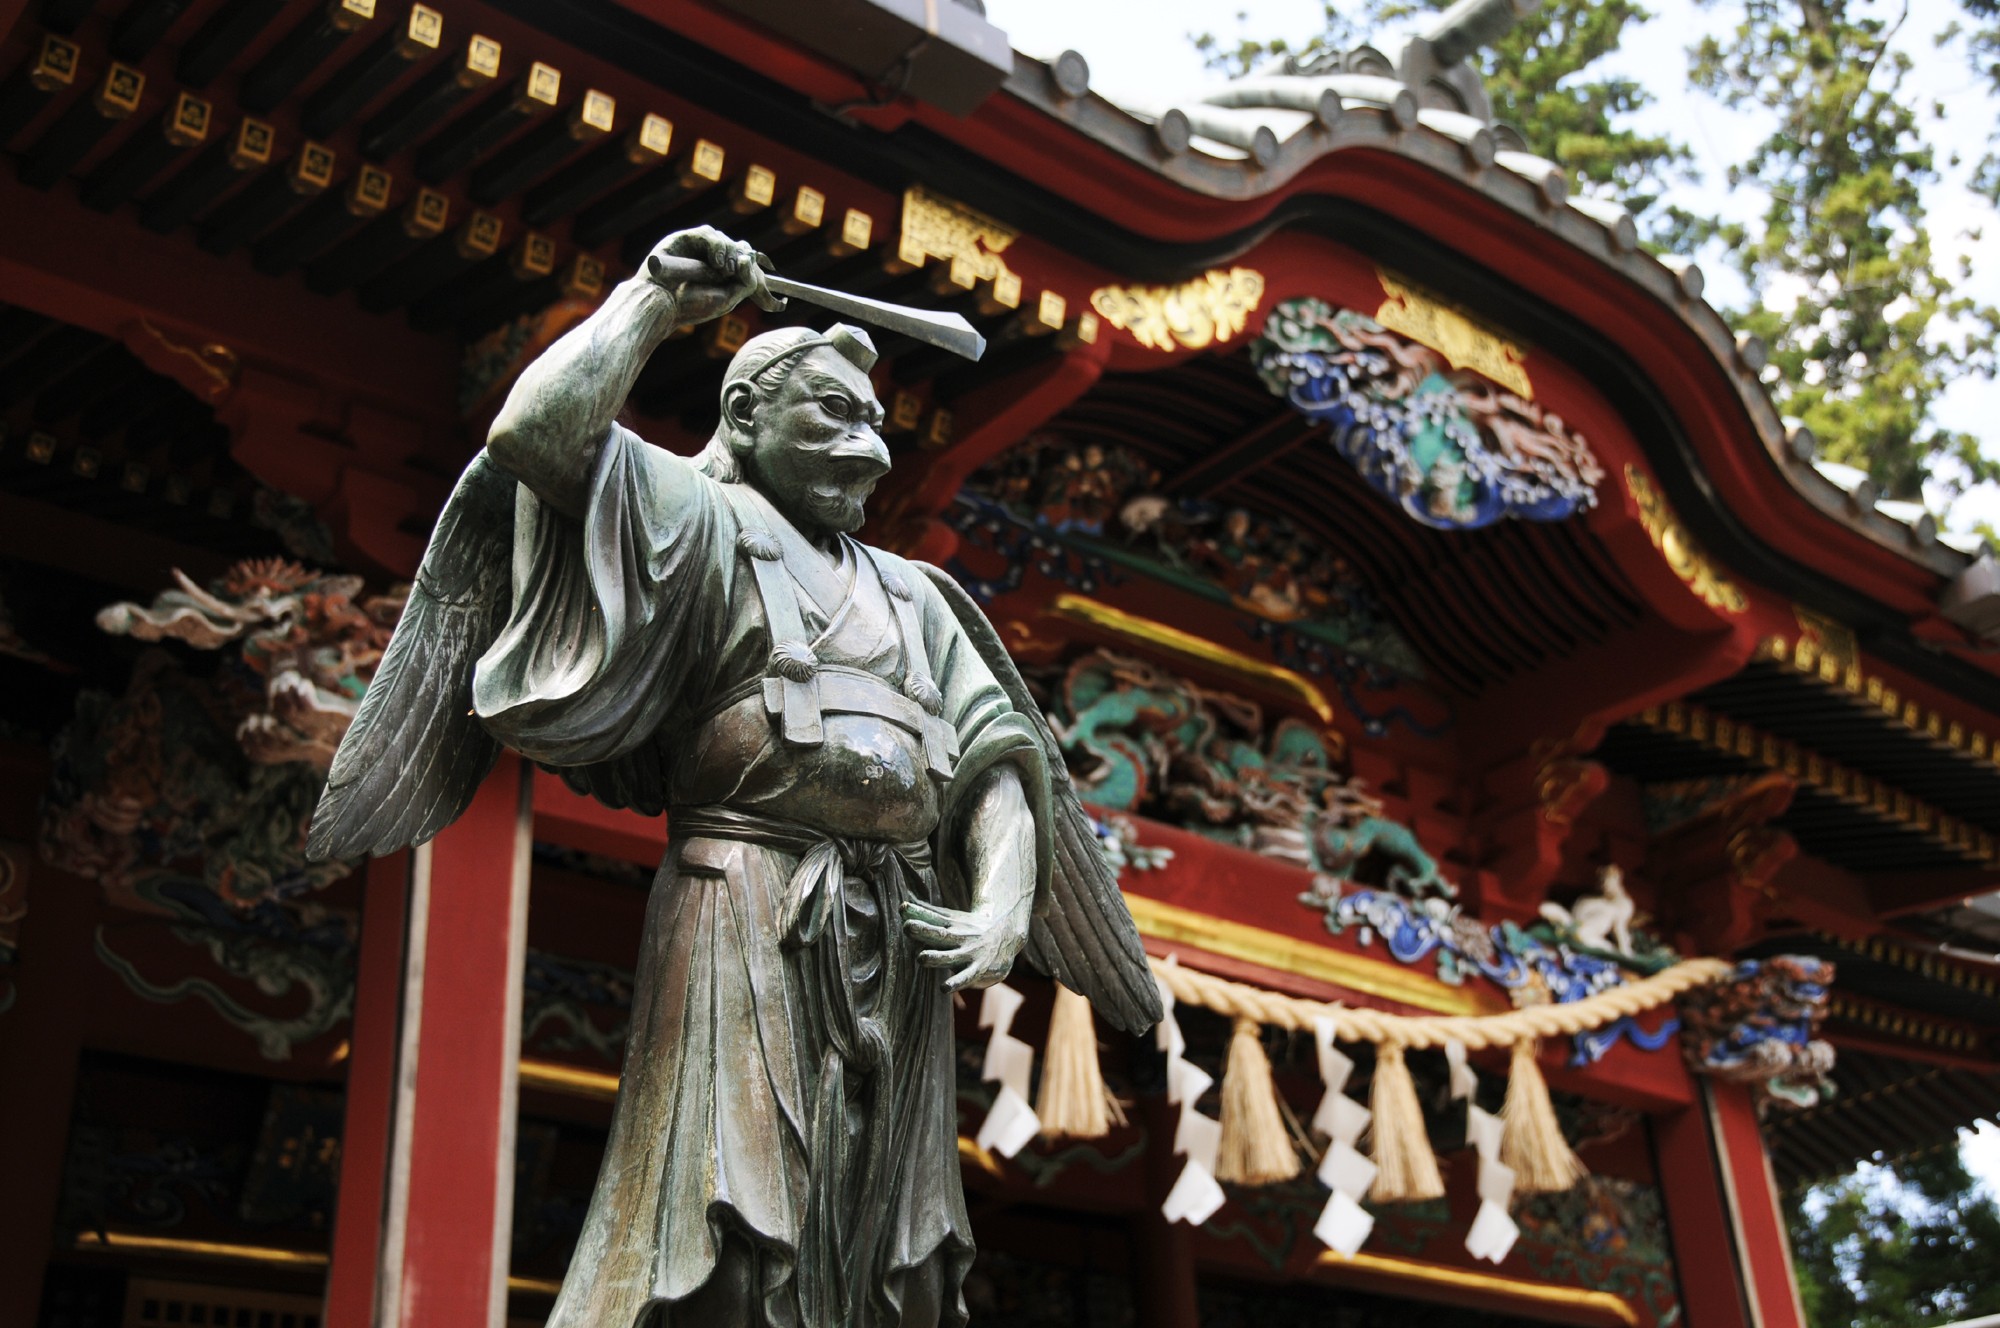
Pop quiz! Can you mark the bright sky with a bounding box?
[987,0,2000,531]
[984,0,2000,1193]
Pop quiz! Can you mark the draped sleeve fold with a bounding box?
[472,424,734,807]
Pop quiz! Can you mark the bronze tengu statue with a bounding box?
[307,226,1161,1328]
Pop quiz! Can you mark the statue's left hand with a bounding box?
[903,895,1031,994]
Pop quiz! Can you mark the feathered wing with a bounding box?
[306,453,514,861]
[919,565,1163,1035]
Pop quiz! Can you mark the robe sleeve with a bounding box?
[912,569,1057,918]
[472,424,732,800]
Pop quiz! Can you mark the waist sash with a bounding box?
[672,803,938,1324]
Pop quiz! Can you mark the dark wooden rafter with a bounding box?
[1162,406,1310,498]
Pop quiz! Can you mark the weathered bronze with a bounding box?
[307,226,1160,1328]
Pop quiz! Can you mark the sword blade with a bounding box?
[763,274,987,362]
[645,252,987,362]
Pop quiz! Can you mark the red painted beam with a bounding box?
[1867,867,2000,919]
[530,771,664,866]
[0,489,228,593]
[0,172,457,432]
[1709,1082,1807,1328]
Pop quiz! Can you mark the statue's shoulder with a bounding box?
[623,432,736,519]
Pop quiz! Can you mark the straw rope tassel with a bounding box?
[1036,984,1118,1140]
[1499,1038,1586,1193]
[1366,1042,1444,1201]
[1215,1017,1300,1184]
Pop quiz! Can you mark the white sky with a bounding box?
[988,0,2000,531]
[985,0,2000,1194]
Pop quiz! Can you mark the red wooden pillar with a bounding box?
[1655,1080,1807,1328]
[325,755,533,1328]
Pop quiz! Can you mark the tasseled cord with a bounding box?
[1036,985,1125,1140]
[1366,1042,1444,1201]
[1500,1038,1587,1193]
[1216,1017,1300,1185]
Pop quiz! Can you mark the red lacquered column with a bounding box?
[1655,1079,1807,1328]
[325,754,533,1328]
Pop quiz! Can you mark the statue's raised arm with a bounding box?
[305,227,1158,1328]
[486,227,782,516]
[305,228,776,859]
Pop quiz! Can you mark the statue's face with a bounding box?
[743,347,889,538]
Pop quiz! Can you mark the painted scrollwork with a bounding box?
[39,557,405,1059]
[955,434,1424,677]
[1251,296,1604,529]
[1678,956,1837,1112]
[96,558,405,769]
[1296,878,1683,1064]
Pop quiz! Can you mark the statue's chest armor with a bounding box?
[680,488,956,841]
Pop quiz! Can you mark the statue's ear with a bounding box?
[721,379,757,444]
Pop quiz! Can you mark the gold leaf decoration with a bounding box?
[1089,268,1266,352]
[1624,466,1748,614]
[1374,271,1533,398]
[898,185,1020,290]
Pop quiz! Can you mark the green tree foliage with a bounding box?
[1786,1150,2000,1327]
[1691,0,1999,501]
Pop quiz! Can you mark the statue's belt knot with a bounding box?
[670,805,932,951]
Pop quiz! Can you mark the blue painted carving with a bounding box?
[1679,956,1836,1111]
[1296,879,1679,1065]
[1250,297,1604,530]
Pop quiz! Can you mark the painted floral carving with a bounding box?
[954,434,1424,678]
[1251,297,1603,529]
[40,651,357,1058]
[1678,956,1837,1111]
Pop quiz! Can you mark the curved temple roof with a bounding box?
[1002,0,1991,590]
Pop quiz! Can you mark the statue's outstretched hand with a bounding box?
[904,895,1032,994]
[643,225,785,323]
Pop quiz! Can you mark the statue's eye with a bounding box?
[818,395,853,420]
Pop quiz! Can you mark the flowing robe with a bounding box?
[469,427,1053,1328]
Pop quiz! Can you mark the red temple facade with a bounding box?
[1,1,1997,1326]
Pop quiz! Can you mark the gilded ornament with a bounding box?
[1046,593,1336,725]
[1761,607,1999,762]
[899,185,1021,290]
[1088,267,1265,352]
[1374,271,1533,398]
[1623,466,1747,613]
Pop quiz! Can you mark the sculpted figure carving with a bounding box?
[306,228,1160,1328]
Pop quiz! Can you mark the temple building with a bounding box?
[3,0,1999,1325]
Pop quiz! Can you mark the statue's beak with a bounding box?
[829,426,891,480]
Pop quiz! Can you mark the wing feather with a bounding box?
[918,564,1162,1035]
[306,454,514,861]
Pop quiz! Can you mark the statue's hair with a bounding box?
[693,323,879,482]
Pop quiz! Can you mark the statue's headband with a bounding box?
[725,323,879,392]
